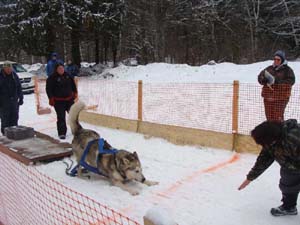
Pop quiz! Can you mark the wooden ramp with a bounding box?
[0,131,72,165]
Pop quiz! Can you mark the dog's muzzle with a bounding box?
[142,177,146,183]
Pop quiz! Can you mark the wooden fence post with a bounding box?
[138,80,143,121]
[137,80,143,132]
[34,76,40,112]
[34,77,51,115]
[232,80,239,151]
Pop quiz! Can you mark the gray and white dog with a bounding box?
[68,101,158,195]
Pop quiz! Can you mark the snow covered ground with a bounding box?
[99,60,300,83]
[25,60,300,83]
[18,61,300,225]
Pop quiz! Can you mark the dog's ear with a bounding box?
[133,151,139,159]
[122,158,130,165]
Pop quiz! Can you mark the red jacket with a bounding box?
[258,64,295,100]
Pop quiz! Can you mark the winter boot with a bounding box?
[59,135,66,140]
[270,205,297,216]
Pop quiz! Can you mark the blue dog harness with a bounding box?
[70,138,118,177]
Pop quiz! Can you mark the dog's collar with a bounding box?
[114,154,128,180]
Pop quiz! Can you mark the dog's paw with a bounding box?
[144,180,159,186]
[129,190,140,196]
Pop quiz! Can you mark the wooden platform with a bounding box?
[0,131,72,165]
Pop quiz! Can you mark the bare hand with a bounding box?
[238,179,251,190]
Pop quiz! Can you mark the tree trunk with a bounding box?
[112,37,118,67]
[46,26,56,60]
[95,34,100,64]
[71,28,81,67]
[185,28,189,63]
[103,34,109,65]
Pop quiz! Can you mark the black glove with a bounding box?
[260,77,268,84]
[18,99,24,106]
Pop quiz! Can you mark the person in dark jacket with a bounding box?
[46,52,59,77]
[65,59,79,78]
[0,61,23,135]
[238,119,300,216]
[258,50,295,122]
[46,62,77,139]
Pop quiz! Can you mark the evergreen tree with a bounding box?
[85,0,124,65]
[64,0,86,66]
[1,0,300,64]
[14,0,63,58]
[0,0,19,58]
[122,0,157,64]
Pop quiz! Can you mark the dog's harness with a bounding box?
[69,138,118,177]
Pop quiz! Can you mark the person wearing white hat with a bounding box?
[0,61,23,134]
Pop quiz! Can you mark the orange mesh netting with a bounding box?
[35,78,300,135]
[238,83,300,134]
[77,79,138,120]
[0,152,140,225]
[142,82,233,133]
[36,78,138,120]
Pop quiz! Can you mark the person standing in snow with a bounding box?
[46,62,77,139]
[238,119,300,216]
[0,62,23,135]
[65,59,79,78]
[257,50,295,122]
[46,52,60,77]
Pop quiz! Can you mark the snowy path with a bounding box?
[18,94,299,225]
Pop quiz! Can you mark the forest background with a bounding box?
[0,0,299,66]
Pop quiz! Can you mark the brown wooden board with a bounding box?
[0,131,72,165]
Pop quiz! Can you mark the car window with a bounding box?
[12,64,27,72]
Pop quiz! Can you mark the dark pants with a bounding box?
[264,98,289,122]
[54,100,74,136]
[279,167,300,209]
[0,101,19,135]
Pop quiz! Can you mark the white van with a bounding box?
[0,61,35,94]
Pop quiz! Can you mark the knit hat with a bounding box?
[274,50,286,62]
[54,60,64,69]
[51,52,58,57]
[2,61,13,68]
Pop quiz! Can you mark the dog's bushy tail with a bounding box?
[69,101,85,135]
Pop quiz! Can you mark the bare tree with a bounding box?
[243,0,261,61]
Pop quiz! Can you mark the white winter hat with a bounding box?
[2,61,13,68]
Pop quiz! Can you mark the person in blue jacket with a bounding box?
[0,61,23,135]
[65,59,79,78]
[46,52,59,77]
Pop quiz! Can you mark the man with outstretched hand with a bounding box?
[238,119,300,216]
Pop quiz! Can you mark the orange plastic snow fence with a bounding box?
[35,78,300,135]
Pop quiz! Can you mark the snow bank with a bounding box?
[26,60,300,83]
[144,206,177,225]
